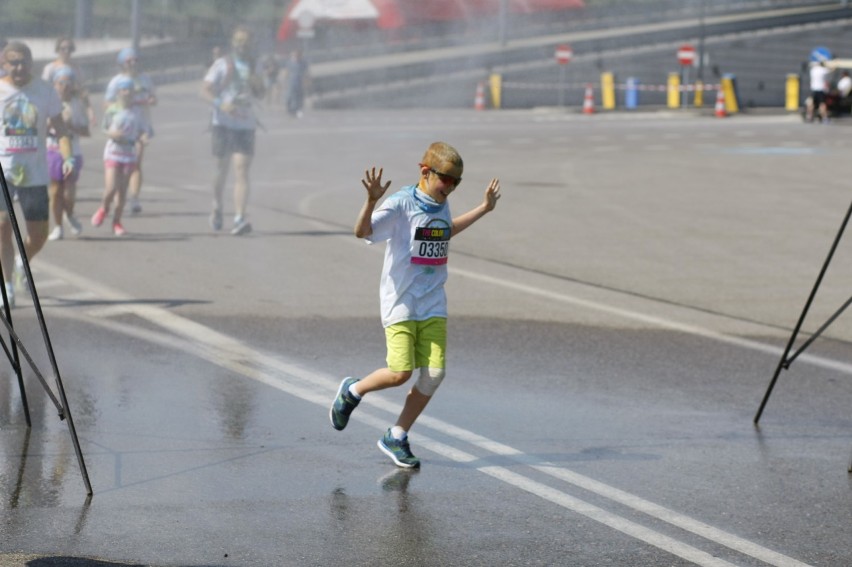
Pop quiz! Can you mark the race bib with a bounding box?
[411,222,451,265]
[0,133,37,154]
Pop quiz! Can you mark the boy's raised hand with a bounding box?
[483,178,501,212]
[362,167,391,202]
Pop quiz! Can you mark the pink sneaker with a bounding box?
[91,207,106,227]
[113,222,126,237]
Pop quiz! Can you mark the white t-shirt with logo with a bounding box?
[0,78,61,187]
[204,56,258,131]
[367,185,452,327]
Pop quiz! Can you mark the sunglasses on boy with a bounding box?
[421,164,462,187]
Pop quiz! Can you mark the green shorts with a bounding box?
[385,317,446,372]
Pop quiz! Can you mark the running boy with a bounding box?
[330,141,501,468]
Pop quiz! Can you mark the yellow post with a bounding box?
[693,79,704,108]
[667,72,680,109]
[601,72,616,110]
[721,75,739,113]
[489,73,502,110]
[785,73,800,112]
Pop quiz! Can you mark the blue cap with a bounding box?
[52,65,75,82]
[117,47,138,65]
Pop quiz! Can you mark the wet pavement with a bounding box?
[1,83,852,566]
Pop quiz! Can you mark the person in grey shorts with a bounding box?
[201,25,265,236]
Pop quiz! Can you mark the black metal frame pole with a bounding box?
[16,212,92,495]
[0,163,92,495]
[0,167,27,425]
[754,199,852,424]
[784,294,852,369]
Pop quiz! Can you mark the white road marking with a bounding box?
[36,260,814,566]
[450,267,852,377]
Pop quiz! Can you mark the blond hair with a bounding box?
[421,141,463,171]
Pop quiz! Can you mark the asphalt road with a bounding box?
[1,84,852,566]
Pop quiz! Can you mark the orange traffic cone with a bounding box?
[474,82,485,111]
[714,88,727,118]
[582,84,595,115]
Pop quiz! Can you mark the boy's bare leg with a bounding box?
[355,367,412,395]
[353,368,430,431]
[396,387,431,432]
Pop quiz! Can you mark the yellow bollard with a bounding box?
[694,79,704,108]
[667,72,680,109]
[601,72,616,110]
[785,73,800,112]
[489,73,502,110]
[721,75,739,113]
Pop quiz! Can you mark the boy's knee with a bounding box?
[389,369,413,386]
[414,367,445,396]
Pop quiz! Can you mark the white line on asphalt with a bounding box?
[37,261,815,566]
[416,416,812,567]
[450,266,852,376]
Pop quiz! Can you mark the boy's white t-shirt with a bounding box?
[367,185,453,328]
[0,78,61,187]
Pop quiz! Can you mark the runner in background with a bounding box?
[104,47,156,215]
[0,41,73,307]
[93,75,147,237]
[201,25,265,236]
[47,66,89,241]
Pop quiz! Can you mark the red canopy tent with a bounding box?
[277,0,585,41]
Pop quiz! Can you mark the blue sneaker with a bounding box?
[330,377,360,431]
[378,429,420,469]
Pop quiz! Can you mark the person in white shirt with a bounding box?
[807,62,832,122]
[329,141,501,469]
[0,41,73,307]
